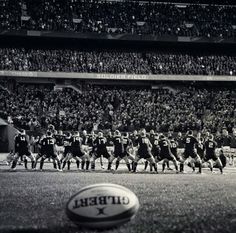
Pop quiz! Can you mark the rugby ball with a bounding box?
[66,183,139,229]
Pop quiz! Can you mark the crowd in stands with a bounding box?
[0,82,236,133]
[0,0,236,38]
[0,47,236,75]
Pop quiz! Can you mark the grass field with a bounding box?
[0,159,236,233]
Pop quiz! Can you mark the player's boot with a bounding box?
[144,161,148,171]
[91,162,95,171]
[107,162,112,170]
[40,159,44,171]
[162,163,166,173]
[76,160,80,170]
[115,160,120,170]
[62,161,67,170]
[132,162,138,173]
[126,163,131,172]
[86,161,90,171]
[166,161,173,170]
[152,163,158,174]
[67,161,71,170]
[81,161,85,171]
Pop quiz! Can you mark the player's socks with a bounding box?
[40,160,44,170]
[180,163,184,172]
[162,163,166,172]
[115,161,120,170]
[219,167,223,174]
[174,163,178,172]
[107,162,112,170]
[152,163,158,173]
[131,161,134,170]
[67,161,71,170]
[11,160,17,169]
[24,159,28,169]
[133,162,138,172]
[91,162,95,170]
[198,163,202,173]
[34,160,37,169]
[53,161,57,169]
[81,161,85,170]
[150,163,153,172]
[57,161,61,170]
[166,161,170,169]
[126,163,131,171]
[76,160,80,169]
[144,161,148,170]
[31,161,35,169]
[62,161,67,169]
[86,161,90,170]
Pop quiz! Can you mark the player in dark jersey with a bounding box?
[215,131,222,148]
[60,132,73,169]
[158,135,178,173]
[169,136,179,161]
[204,134,223,174]
[122,132,134,166]
[180,130,202,174]
[111,130,123,161]
[152,134,160,161]
[196,138,205,160]
[11,130,35,170]
[91,132,112,170]
[54,130,65,157]
[87,131,96,148]
[39,131,62,171]
[110,131,133,172]
[130,130,139,147]
[148,130,156,146]
[176,132,184,149]
[106,131,114,147]
[62,132,89,171]
[132,130,158,173]
[144,132,159,172]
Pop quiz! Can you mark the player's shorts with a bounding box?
[137,150,152,159]
[183,150,198,159]
[95,150,111,159]
[205,153,218,161]
[184,156,200,165]
[152,148,160,158]
[64,147,72,156]
[159,153,176,161]
[43,150,58,159]
[17,150,31,157]
[71,148,85,158]
[114,150,124,158]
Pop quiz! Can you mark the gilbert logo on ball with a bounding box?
[66,183,140,229]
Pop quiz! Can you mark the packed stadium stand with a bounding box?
[0,0,236,137]
[0,48,236,75]
[1,0,236,38]
[0,81,236,134]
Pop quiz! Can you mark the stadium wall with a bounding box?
[0,71,236,81]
